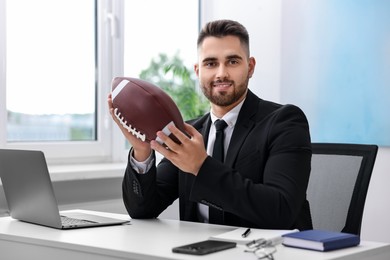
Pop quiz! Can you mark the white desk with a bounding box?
[0,210,389,260]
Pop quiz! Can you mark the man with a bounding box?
[108,19,312,230]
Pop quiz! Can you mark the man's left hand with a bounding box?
[150,123,208,176]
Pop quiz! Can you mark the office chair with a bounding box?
[307,143,378,235]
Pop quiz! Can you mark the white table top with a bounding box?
[0,210,389,260]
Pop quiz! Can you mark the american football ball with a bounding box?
[111,77,185,144]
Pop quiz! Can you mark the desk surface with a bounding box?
[1,210,389,260]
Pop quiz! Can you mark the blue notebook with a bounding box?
[282,230,360,251]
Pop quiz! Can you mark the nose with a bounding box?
[216,65,229,80]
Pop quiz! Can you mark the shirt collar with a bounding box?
[210,98,246,128]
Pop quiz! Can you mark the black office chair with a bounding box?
[307,143,378,235]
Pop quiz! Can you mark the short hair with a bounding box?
[197,19,250,56]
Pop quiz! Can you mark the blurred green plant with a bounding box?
[139,53,209,121]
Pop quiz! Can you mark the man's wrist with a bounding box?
[129,148,154,174]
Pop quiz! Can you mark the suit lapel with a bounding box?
[225,91,259,168]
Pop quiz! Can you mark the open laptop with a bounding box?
[0,149,129,229]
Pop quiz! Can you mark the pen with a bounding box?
[242,228,251,238]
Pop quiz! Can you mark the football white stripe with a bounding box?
[111,79,130,100]
[155,121,175,145]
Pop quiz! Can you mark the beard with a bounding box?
[200,78,249,107]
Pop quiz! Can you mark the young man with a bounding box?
[108,19,312,230]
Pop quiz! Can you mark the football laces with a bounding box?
[114,108,146,142]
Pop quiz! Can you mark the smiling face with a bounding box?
[194,35,256,117]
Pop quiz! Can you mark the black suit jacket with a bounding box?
[123,90,313,230]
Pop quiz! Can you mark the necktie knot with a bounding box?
[215,119,228,132]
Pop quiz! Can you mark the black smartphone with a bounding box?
[172,240,236,255]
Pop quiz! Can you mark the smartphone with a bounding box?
[172,240,236,255]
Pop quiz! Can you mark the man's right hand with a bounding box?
[107,93,152,161]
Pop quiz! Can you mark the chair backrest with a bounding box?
[307,143,378,235]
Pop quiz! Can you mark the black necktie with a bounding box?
[209,119,228,224]
[212,119,228,162]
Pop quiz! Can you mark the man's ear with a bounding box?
[194,63,200,77]
[248,57,256,78]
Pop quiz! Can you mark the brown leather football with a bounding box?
[111,77,185,144]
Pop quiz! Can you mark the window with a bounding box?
[123,1,198,79]
[6,0,96,143]
[118,0,205,154]
[123,0,206,122]
[1,0,111,163]
[0,0,201,164]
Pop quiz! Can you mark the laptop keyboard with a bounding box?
[61,216,97,226]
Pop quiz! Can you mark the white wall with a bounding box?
[362,148,390,243]
[200,0,390,243]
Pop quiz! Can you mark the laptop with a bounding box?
[0,149,129,229]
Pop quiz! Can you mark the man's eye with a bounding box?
[205,62,216,67]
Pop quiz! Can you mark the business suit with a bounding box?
[123,90,312,230]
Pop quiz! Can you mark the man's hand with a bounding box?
[107,93,151,161]
[150,123,208,176]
